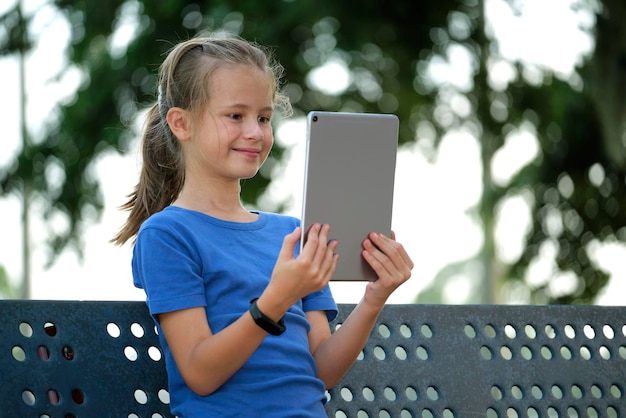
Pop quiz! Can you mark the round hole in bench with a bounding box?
[395,345,407,360]
[531,385,543,399]
[619,346,626,360]
[158,388,170,404]
[527,407,539,418]
[131,322,145,338]
[485,408,497,418]
[361,386,374,401]
[507,407,519,418]
[124,346,138,362]
[544,324,556,339]
[19,322,33,338]
[378,323,390,338]
[333,411,347,418]
[107,322,121,338]
[483,324,496,338]
[564,324,576,339]
[599,345,611,360]
[383,387,396,401]
[571,384,583,399]
[579,345,592,360]
[416,345,428,361]
[72,389,85,404]
[464,324,476,339]
[551,384,563,399]
[547,407,558,418]
[587,406,599,418]
[38,345,50,361]
[134,389,148,404]
[567,406,579,418]
[148,346,163,361]
[442,409,455,418]
[490,385,502,400]
[420,324,432,339]
[421,408,434,418]
[499,345,512,360]
[583,324,596,339]
[504,324,516,339]
[603,324,615,339]
[560,345,572,360]
[44,322,57,337]
[405,386,417,401]
[426,386,438,401]
[521,345,533,360]
[610,384,622,399]
[12,346,26,362]
[479,345,492,360]
[340,387,353,401]
[511,385,523,399]
[21,390,36,406]
[524,324,537,339]
[590,384,602,399]
[540,345,552,360]
[47,389,60,405]
[62,345,75,361]
[607,406,618,418]
[400,324,412,338]
[373,345,385,360]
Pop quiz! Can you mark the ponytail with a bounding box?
[112,103,184,245]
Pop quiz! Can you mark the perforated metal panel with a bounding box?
[1,301,625,418]
[327,304,626,418]
[0,300,172,418]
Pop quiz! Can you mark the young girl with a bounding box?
[113,36,413,417]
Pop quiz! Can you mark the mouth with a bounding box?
[233,148,261,158]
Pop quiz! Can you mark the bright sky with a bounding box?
[1,0,624,305]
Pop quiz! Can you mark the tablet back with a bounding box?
[301,111,399,281]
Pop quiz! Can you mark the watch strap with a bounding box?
[249,298,286,336]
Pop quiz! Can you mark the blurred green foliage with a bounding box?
[1,0,625,303]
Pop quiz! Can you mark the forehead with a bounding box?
[208,63,273,96]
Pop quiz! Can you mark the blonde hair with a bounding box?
[112,36,291,245]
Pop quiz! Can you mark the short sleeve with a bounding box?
[302,286,338,322]
[132,225,206,316]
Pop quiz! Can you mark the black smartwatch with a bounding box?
[249,298,286,336]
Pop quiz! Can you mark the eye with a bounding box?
[258,115,272,124]
[228,113,243,121]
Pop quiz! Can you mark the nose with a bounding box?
[244,119,264,140]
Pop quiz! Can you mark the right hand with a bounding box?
[259,224,338,316]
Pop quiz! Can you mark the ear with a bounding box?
[166,107,192,142]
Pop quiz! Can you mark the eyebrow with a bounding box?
[223,103,274,112]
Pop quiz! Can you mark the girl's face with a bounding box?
[186,64,275,183]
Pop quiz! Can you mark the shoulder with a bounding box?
[258,211,300,227]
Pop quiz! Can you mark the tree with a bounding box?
[1,0,624,304]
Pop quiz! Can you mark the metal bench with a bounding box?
[1,300,624,417]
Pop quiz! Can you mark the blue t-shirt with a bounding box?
[132,207,338,417]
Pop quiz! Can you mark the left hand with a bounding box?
[361,231,414,309]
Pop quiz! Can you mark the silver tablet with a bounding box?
[300,111,399,281]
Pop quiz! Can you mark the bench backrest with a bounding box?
[1,301,624,417]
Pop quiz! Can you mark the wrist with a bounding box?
[249,298,286,336]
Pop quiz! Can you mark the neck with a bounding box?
[173,178,255,222]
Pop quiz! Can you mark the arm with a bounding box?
[309,231,414,388]
[159,224,338,396]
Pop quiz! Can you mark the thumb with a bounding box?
[277,227,301,262]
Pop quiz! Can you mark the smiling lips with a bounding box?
[233,147,261,158]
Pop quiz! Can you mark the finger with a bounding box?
[321,240,339,279]
[370,232,414,270]
[278,227,301,262]
[300,223,321,259]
